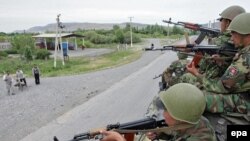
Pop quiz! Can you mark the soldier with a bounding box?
[199,5,246,78]
[187,13,250,115]
[180,5,246,86]
[100,83,216,141]
[161,52,190,90]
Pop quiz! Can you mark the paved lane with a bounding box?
[20,50,177,141]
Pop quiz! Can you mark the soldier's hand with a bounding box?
[146,132,157,140]
[100,130,125,141]
[212,54,224,66]
[186,62,200,76]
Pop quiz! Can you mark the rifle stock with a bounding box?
[54,118,166,141]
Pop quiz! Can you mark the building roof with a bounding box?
[32,33,85,38]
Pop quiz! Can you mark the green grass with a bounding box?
[0,48,142,77]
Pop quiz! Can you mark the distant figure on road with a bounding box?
[3,71,15,95]
[144,43,155,51]
[16,67,27,86]
[32,64,40,85]
[151,43,154,49]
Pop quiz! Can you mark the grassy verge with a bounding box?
[0,48,142,77]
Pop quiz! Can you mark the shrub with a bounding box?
[0,51,8,57]
[35,49,51,59]
[4,49,18,54]
[23,46,33,61]
[84,41,94,48]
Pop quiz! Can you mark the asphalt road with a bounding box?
[21,49,177,141]
[0,38,178,141]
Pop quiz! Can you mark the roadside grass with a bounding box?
[0,37,179,78]
[0,48,142,77]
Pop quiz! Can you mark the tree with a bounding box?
[23,46,33,61]
[11,35,35,51]
[172,25,184,35]
[113,25,120,31]
[115,29,125,44]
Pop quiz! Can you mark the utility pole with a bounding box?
[54,14,65,68]
[167,17,171,37]
[128,16,134,47]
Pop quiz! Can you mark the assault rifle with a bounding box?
[163,18,220,44]
[146,44,237,56]
[54,118,167,141]
[144,44,187,52]
[161,44,237,57]
[149,44,237,67]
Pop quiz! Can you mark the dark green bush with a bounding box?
[4,49,18,54]
[24,46,33,61]
[84,41,94,48]
[0,51,8,57]
[35,49,51,59]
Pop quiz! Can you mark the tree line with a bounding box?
[0,23,193,60]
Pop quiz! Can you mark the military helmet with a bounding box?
[177,52,188,59]
[159,83,205,124]
[228,13,250,35]
[218,5,245,21]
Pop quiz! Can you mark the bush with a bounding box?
[124,32,141,44]
[4,49,18,54]
[35,49,51,59]
[24,46,33,61]
[0,51,8,57]
[11,35,35,51]
[84,41,94,48]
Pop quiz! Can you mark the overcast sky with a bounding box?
[0,0,249,33]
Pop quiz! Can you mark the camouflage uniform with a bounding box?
[179,31,234,87]
[164,116,216,141]
[200,45,250,114]
[199,31,234,79]
[145,84,216,141]
[161,52,189,88]
[180,5,246,85]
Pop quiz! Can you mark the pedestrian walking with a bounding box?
[16,67,27,86]
[32,65,40,85]
[3,71,15,95]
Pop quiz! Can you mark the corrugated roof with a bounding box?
[32,33,84,38]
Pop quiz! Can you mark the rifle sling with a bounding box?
[113,123,194,134]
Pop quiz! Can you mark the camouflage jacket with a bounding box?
[168,116,216,141]
[201,45,250,93]
[199,31,234,79]
[145,96,216,141]
[162,59,190,86]
[214,31,233,48]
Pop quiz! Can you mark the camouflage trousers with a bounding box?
[204,91,250,114]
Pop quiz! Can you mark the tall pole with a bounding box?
[54,14,65,68]
[128,17,134,47]
[59,26,65,66]
[54,14,60,68]
[167,18,171,37]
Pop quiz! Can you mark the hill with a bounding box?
[15,21,220,33]
[22,22,150,33]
